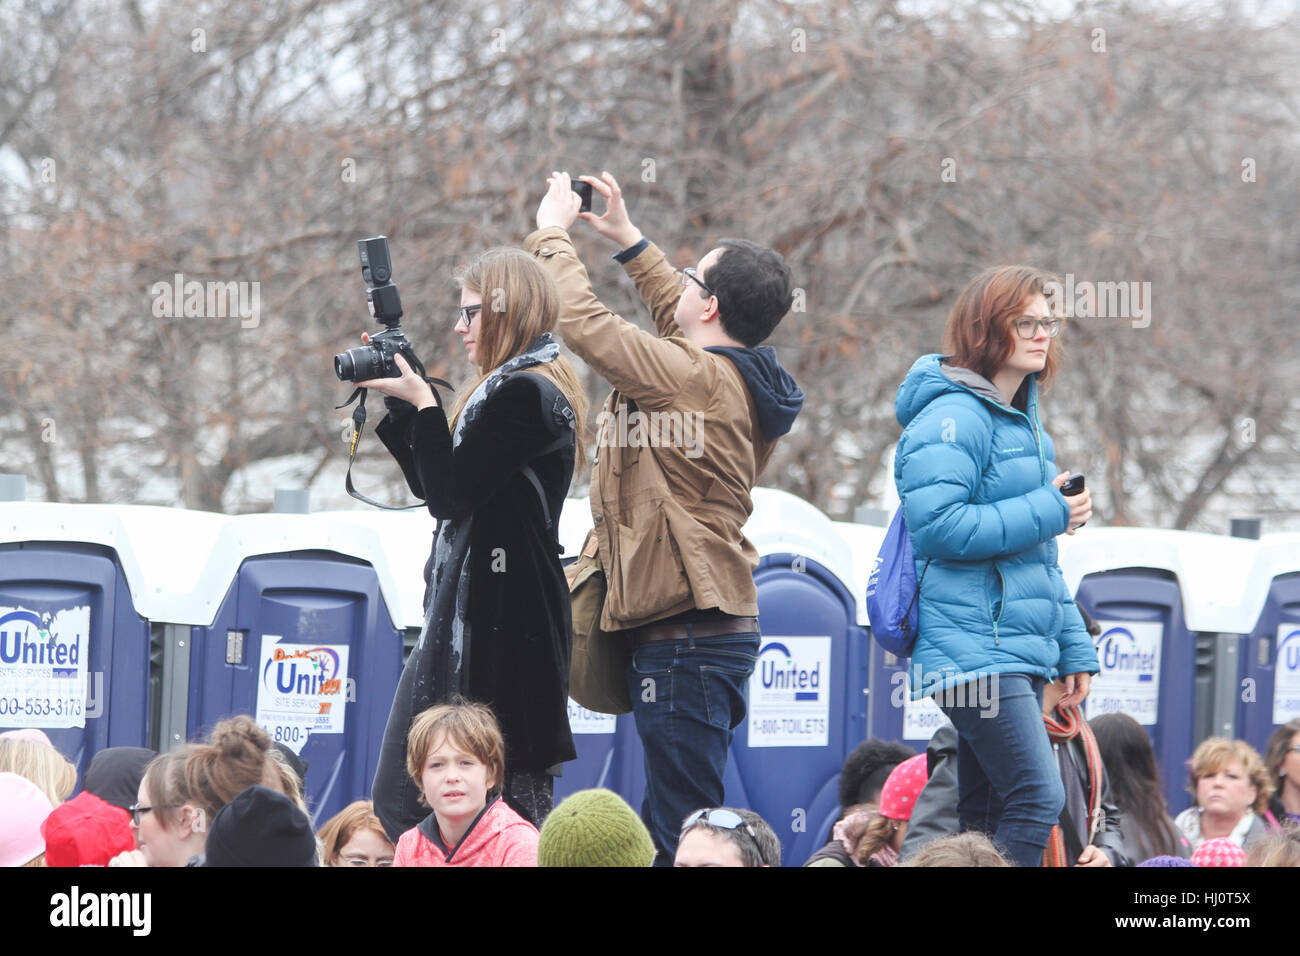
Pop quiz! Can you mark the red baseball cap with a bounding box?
[41,790,136,867]
[878,753,929,822]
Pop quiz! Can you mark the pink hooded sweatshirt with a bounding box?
[394,796,538,867]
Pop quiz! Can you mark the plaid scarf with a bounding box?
[1041,703,1104,867]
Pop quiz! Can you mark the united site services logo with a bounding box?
[0,610,81,675]
[261,645,344,699]
[1095,626,1157,681]
[757,642,821,701]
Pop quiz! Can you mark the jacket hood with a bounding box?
[895,354,1034,428]
[706,345,804,439]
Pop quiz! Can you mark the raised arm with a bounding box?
[524,218,703,410]
[573,172,685,338]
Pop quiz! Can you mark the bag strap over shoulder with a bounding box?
[510,370,576,547]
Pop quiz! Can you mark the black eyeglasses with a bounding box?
[681,267,714,298]
[457,304,482,327]
[682,808,765,861]
[1013,316,1062,339]
[127,803,154,827]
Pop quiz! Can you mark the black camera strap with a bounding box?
[336,353,454,511]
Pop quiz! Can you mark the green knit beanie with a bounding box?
[538,788,655,867]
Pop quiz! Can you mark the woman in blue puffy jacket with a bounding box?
[893,265,1098,867]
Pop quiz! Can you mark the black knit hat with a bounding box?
[203,786,317,867]
[84,746,156,811]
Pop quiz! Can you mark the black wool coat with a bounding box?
[374,372,577,780]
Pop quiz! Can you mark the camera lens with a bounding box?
[334,352,354,381]
[373,265,390,283]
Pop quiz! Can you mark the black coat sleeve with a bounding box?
[374,402,426,499]
[390,374,570,521]
[1094,766,1132,867]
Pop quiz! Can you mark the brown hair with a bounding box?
[406,699,506,807]
[853,812,902,865]
[1264,719,1300,791]
[0,738,76,807]
[318,800,395,866]
[184,715,281,821]
[900,832,1012,867]
[1245,826,1300,867]
[141,747,199,829]
[451,247,588,466]
[1186,737,1274,815]
[942,265,1064,391]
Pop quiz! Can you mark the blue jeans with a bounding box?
[938,673,1063,868]
[625,631,759,866]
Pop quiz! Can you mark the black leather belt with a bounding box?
[631,616,759,646]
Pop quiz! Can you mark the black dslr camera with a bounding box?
[334,236,419,382]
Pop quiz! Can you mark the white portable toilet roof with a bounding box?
[0,502,436,630]
[0,502,229,625]
[831,520,888,627]
[558,496,594,560]
[745,487,855,597]
[1056,527,1263,634]
[556,487,857,600]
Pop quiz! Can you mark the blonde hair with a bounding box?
[0,738,76,807]
[451,247,588,466]
[900,832,1012,867]
[852,812,902,865]
[22,852,46,867]
[1245,826,1300,867]
[318,800,394,866]
[406,699,506,808]
[1186,737,1273,815]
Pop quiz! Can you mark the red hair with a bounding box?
[942,265,1064,391]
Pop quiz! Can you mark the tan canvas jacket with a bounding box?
[525,226,779,632]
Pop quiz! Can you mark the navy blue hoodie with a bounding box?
[705,345,804,439]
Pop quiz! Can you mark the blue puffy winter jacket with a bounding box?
[893,354,1099,700]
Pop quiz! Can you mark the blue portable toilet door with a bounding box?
[189,552,404,824]
[0,544,150,779]
[1075,570,1192,815]
[1237,572,1300,755]
[740,555,867,866]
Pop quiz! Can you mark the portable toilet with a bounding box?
[732,488,864,865]
[1057,528,1258,814]
[176,510,426,824]
[1236,533,1300,758]
[0,503,225,780]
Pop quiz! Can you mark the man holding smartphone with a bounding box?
[531,171,804,864]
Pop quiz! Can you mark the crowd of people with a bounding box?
[3,711,1295,867]
[4,171,1298,868]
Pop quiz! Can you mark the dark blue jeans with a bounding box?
[938,673,1064,867]
[625,631,759,866]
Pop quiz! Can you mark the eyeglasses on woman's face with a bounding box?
[1013,315,1062,339]
[456,304,482,328]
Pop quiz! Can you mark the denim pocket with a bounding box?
[694,637,758,731]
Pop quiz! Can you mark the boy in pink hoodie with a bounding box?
[394,700,538,867]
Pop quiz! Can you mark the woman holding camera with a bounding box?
[360,247,587,837]
[893,265,1098,867]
